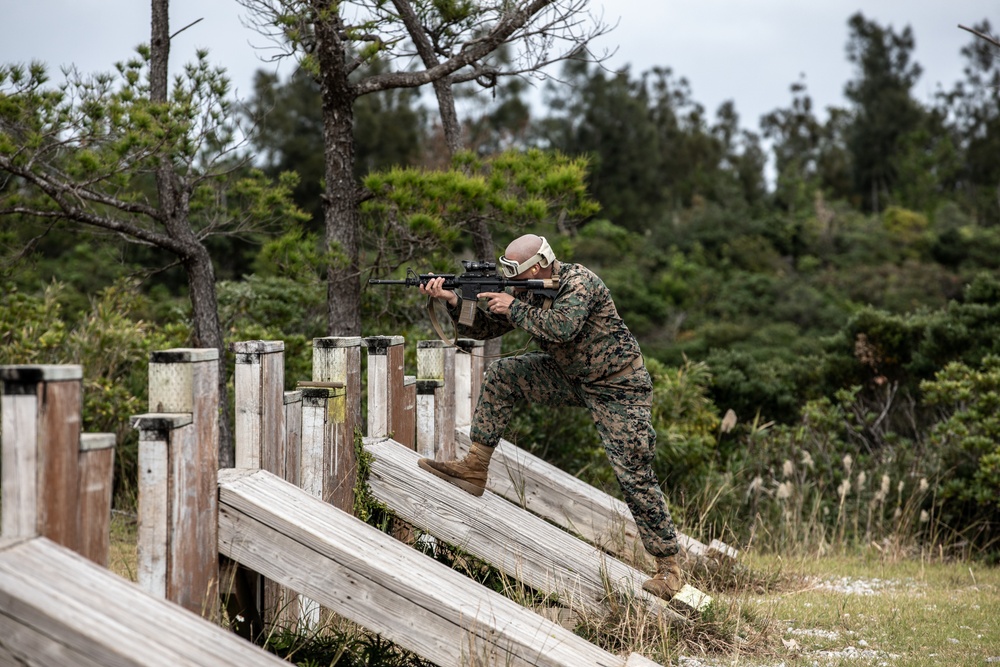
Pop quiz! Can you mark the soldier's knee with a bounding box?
[485,357,521,383]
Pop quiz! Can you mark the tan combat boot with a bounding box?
[642,555,683,601]
[417,442,494,497]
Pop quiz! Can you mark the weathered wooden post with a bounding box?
[231,340,290,628]
[398,375,417,449]
[283,390,302,489]
[133,414,195,597]
[132,348,219,620]
[365,335,419,543]
[1,365,82,550]
[294,382,346,629]
[232,341,286,475]
[364,336,405,439]
[78,432,116,566]
[312,336,362,511]
[312,336,362,436]
[276,389,303,628]
[454,339,485,429]
[416,340,456,460]
[297,382,350,510]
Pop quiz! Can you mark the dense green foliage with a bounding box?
[3,12,1000,558]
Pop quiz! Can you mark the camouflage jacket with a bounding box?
[449,261,642,383]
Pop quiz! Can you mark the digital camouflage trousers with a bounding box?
[469,352,680,558]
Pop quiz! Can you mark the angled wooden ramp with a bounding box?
[455,428,738,564]
[365,438,703,625]
[0,536,286,667]
[218,468,663,667]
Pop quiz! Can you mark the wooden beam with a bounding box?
[217,468,662,667]
[132,414,194,605]
[0,536,287,666]
[455,428,738,566]
[363,438,693,624]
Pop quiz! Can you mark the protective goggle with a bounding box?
[498,237,555,278]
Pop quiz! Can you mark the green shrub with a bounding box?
[0,279,188,502]
[921,355,1000,543]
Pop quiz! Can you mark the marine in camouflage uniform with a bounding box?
[445,259,680,560]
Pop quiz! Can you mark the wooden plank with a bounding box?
[218,468,651,667]
[0,612,109,667]
[78,433,115,567]
[455,428,736,564]
[232,341,289,627]
[0,537,287,666]
[329,386,354,511]
[625,653,666,667]
[366,353,389,436]
[417,339,456,459]
[132,410,217,616]
[364,439,689,624]
[262,345,286,477]
[187,353,220,621]
[415,384,439,459]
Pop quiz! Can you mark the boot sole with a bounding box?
[417,458,486,497]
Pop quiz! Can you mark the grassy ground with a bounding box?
[108,511,999,666]
[698,551,1000,667]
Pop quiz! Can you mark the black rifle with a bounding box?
[369,260,559,327]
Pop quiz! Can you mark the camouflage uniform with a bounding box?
[449,261,679,558]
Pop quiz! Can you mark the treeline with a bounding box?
[2,13,999,556]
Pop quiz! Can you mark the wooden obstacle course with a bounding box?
[218,467,661,667]
[364,437,694,624]
[2,327,724,665]
[454,428,739,569]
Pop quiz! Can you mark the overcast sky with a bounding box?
[0,1,996,134]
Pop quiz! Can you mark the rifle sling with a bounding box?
[426,296,459,347]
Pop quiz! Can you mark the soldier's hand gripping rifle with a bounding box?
[369,260,560,329]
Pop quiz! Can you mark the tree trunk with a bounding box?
[433,78,462,155]
[314,2,362,336]
[150,0,235,466]
[185,247,235,468]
